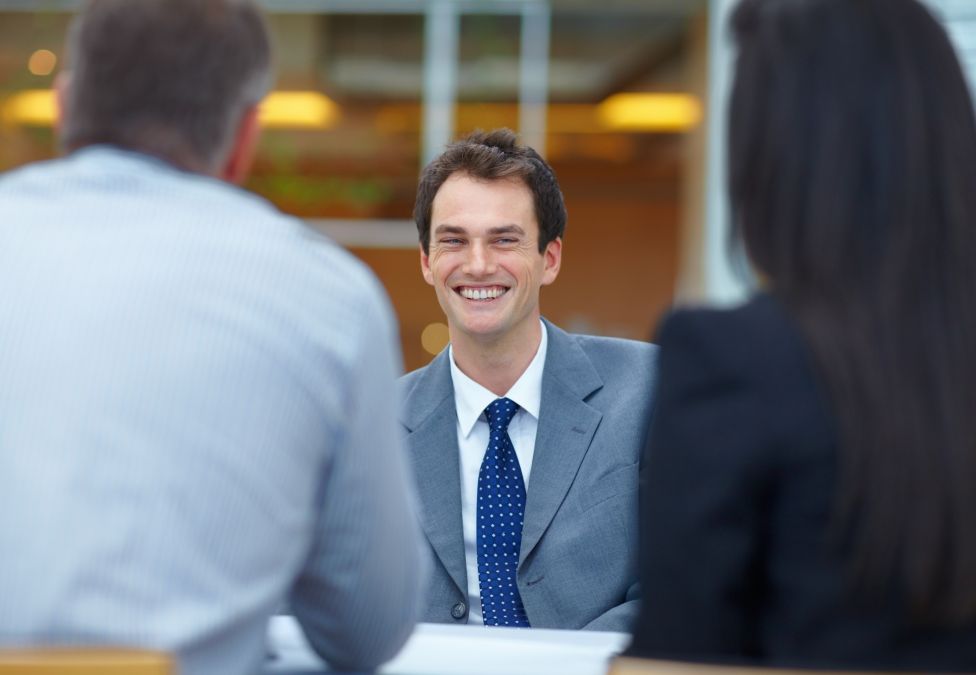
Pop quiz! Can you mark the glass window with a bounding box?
[0,1,710,371]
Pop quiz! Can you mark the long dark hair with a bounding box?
[729,0,976,623]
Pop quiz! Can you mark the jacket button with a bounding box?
[451,602,467,619]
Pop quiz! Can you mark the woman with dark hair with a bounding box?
[626,0,976,669]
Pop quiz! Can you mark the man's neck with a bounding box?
[450,319,542,397]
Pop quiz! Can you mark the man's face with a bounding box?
[421,173,561,348]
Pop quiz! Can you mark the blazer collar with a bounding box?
[519,318,604,564]
[538,317,603,400]
[404,318,607,581]
[401,348,454,432]
[402,348,467,595]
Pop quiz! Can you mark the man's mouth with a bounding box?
[456,286,509,301]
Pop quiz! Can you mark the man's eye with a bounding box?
[440,238,463,246]
[496,238,517,245]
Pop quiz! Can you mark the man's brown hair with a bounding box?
[414,128,567,254]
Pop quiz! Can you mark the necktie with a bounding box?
[477,397,531,627]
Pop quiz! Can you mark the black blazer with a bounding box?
[626,293,976,672]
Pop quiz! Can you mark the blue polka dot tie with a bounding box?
[477,397,531,627]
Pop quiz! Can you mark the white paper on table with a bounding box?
[381,623,628,675]
[266,616,629,675]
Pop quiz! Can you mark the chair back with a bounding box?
[0,648,173,675]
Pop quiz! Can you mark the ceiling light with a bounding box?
[259,91,339,129]
[1,90,340,130]
[598,93,701,132]
[1,89,55,126]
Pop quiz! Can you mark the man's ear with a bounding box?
[220,104,260,184]
[541,237,562,286]
[420,243,434,286]
[54,71,71,137]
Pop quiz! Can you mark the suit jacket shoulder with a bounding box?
[563,329,658,382]
[541,320,658,458]
[653,294,832,457]
[542,318,657,400]
[399,349,454,432]
[399,356,431,394]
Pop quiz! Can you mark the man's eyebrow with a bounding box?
[431,224,526,237]
[432,224,466,236]
[487,225,526,236]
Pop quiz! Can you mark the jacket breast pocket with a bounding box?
[576,461,638,513]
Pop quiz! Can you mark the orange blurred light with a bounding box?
[597,93,702,132]
[259,91,339,129]
[27,49,57,77]
[0,90,341,130]
[421,322,450,355]
[1,89,55,126]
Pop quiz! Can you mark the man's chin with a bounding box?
[450,319,508,345]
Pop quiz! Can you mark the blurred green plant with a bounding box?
[246,174,396,215]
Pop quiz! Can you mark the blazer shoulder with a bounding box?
[397,365,424,413]
[398,346,449,392]
[398,362,427,394]
[571,332,658,359]
[664,294,803,363]
[541,326,658,413]
[567,332,658,383]
[397,351,456,430]
[657,294,828,436]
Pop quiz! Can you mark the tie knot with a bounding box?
[485,397,519,433]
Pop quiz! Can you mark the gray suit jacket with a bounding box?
[399,318,657,631]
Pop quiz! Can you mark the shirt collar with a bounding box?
[449,320,548,439]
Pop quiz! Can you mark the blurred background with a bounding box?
[1,0,973,371]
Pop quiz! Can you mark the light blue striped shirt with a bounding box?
[0,146,424,674]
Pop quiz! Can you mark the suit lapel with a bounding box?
[402,351,468,596]
[519,320,603,565]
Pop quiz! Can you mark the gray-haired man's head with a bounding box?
[60,0,272,175]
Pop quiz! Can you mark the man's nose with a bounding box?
[463,242,495,276]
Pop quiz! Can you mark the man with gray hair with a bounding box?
[0,1,423,673]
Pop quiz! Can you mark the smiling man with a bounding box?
[400,128,658,631]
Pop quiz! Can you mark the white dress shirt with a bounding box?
[448,321,548,624]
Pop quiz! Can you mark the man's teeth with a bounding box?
[460,287,506,300]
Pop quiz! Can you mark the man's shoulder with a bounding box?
[398,361,430,389]
[398,352,448,398]
[542,321,657,404]
[549,322,658,370]
[0,154,70,193]
[566,331,658,359]
[656,293,815,394]
[397,351,456,431]
[1,148,389,330]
